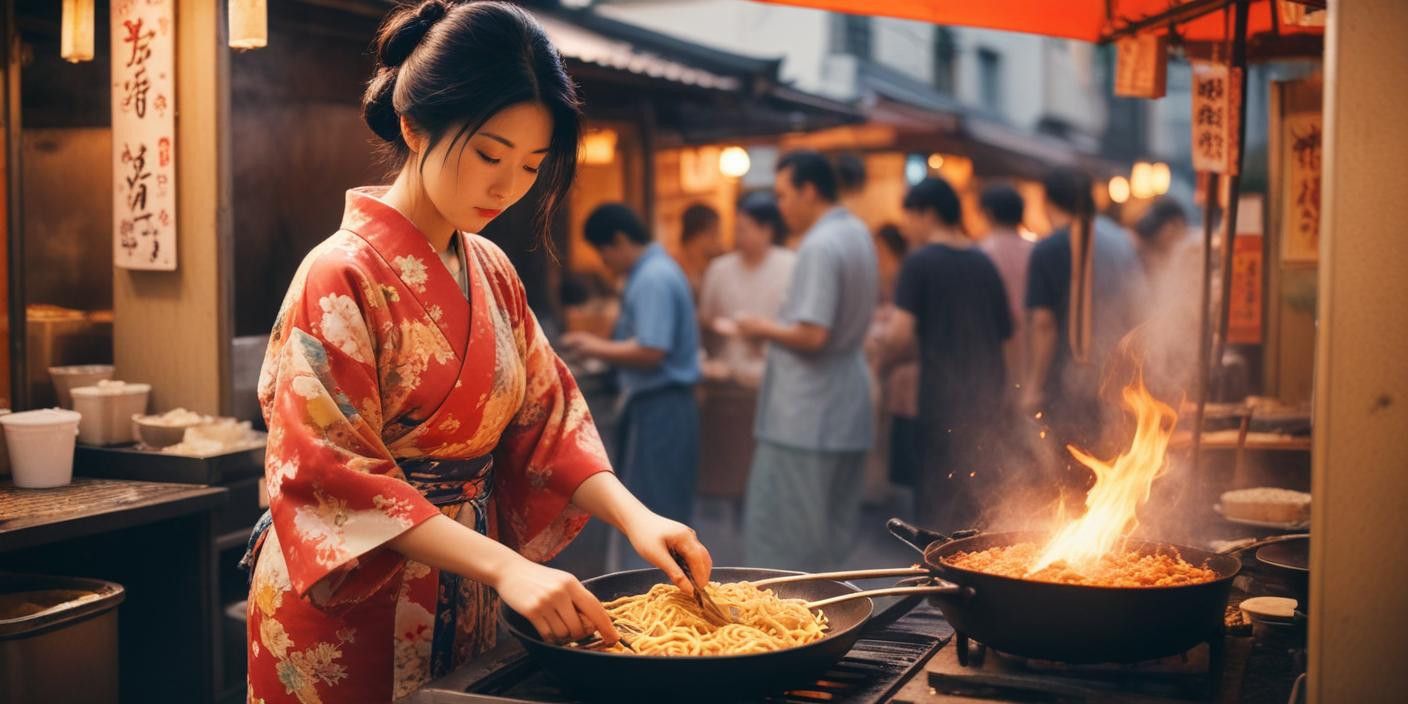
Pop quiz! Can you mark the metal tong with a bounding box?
[671,549,735,625]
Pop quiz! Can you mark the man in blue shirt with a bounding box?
[563,204,701,566]
[736,151,878,571]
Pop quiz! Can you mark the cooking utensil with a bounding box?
[671,549,735,625]
[501,566,880,699]
[751,566,931,588]
[888,518,1241,664]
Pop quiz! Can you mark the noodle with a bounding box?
[594,582,828,656]
[944,543,1217,587]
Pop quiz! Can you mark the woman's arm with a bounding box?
[570,472,712,594]
[389,515,618,644]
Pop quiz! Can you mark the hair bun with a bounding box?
[378,0,451,68]
[362,67,402,143]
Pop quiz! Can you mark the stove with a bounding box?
[408,600,953,703]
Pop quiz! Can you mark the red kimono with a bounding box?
[246,188,610,703]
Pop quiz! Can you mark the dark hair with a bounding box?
[776,150,839,202]
[1042,166,1095,217]
[903,177,962,226]
[834,153,867,194]
[875,223,907,259]
[680,203,721,245]
[362,1,581,237]
[737,191,787,245]
[1135,198,1188,242]
[980,183,1025,228]
[584,203,650,248]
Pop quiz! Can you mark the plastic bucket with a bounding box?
[1,573,124,704]
[0,409,81,488]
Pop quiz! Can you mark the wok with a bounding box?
[889,519,1242,664]
[501,567,876,699]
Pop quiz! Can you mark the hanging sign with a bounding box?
[1191,62,1242,175]
[111,0,177,270]
[1115,34,1167,99]
[1280,112,1322,265]
[1228,195,1264,345]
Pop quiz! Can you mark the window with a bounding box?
[831,13,872,61]
[932,27,957,94]
[978,48,1002,112]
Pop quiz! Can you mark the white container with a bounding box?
[1,408,82,488]
[48,365,115,409]
[71,381,151,446]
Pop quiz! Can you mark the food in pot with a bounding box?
[589,582,828,656]
[943,543,1217,587]
[1220,487,1310,524]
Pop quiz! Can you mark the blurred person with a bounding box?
[1134,198,1194,276]
[978,183,1034,385]
[879,177,1013,532]
[698,192,795,386]
[562,203,702,568]
[1134,198,1206,398]
[694,193,795,513]
[736,150,878,571]
[1022,167,1147,464]
[677,202,723,300]
[865,225,921,492]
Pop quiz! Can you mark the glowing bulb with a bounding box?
[61,0,95,63]
[927,153,945,170]
[1130,162,1156,199]
[1108,176,1131,204]
[719,146,751,179]
[229,0,269,50]
[1151,162,1172,195]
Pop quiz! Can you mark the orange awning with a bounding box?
[754,0,1321,44]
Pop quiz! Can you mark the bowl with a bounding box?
[132,411,206,449]
[49,365,115,409]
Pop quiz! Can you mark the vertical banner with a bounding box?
[1281,112,1322,265]
[1191,62,1242,175]
[1228,195,1265,345]
[112,0,177,270]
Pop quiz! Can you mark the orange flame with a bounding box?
[1028,375,1178,575]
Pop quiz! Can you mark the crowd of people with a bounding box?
[563,149,1193,572]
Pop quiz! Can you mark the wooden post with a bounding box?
[111,0,232,415]
[1310,0,1408,700]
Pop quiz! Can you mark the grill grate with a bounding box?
[419,601,952,704]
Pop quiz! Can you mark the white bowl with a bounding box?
[132,414,204,448]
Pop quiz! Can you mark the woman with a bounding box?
[698,192,794,386]
[244,3,712,701]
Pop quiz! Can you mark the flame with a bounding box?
[1028,375,1178,575]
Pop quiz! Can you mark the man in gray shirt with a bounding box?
[736,150,878,570]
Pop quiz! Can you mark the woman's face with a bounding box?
[415,102,552,233]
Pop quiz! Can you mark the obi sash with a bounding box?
[241,453,495,677]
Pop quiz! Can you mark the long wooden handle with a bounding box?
[806,584,959,610]
[751,566,931,588]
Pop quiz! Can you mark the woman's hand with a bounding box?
[493,557,619,645]
[624,512,713,595]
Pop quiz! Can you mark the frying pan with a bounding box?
[889,519,1242,664]
[501,567,877,699]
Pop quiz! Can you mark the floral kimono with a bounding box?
[246,187,611,703]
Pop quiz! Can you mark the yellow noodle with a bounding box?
[595,582,828,656]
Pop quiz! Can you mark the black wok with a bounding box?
[501,567,874,699]
[889,519,1241,664]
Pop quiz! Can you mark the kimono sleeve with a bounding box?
[258,258,441,609]
[488,254,613,563]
